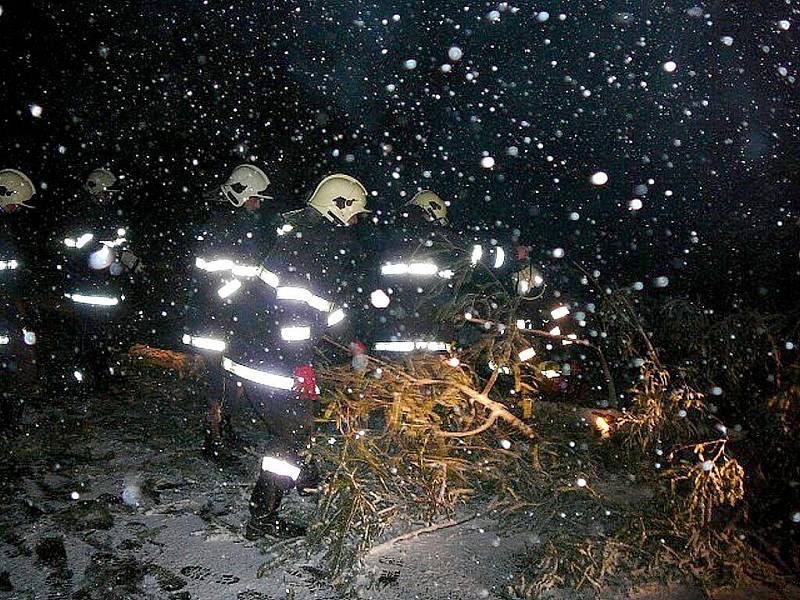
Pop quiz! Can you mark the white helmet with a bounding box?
[0,169,36,211]
[85,168,118,196]
[408,190,449,225]
[221,164,272,207]
[308,174,370,226]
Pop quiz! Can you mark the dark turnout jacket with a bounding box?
[1,218,32,351]
[209,207,363,388]
[182,206,267,347]
[56,202,141,320]
[362,214,516,353]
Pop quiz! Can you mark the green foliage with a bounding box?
[507,285,798,597]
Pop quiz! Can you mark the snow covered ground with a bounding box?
[1,366,794,600]
[0,366,532,600]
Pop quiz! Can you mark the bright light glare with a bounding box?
[275,286,332,312]
[89,245,114,270]
[375,341,416,353]
[594,415,611,438]
[381,262,408,275]
[196,258,234,272]
[222,357,294,390]
[232,264,260,278]
[258,267,280,288]
[217,279,242,299]
[182,334,226,352]
[407,262,438,276]
[280,326,312,341]
[261,456,301,480]
[327,308,346,326]
[374,341,450,352]
[308,294,333,312]
[371,289,391,308]
[67,293,119,306]
[494,247,505,268]
[471,244,483,265]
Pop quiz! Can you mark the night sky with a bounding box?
[2,1,798,301]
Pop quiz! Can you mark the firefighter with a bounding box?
[0,169,38,429]
[182,163,274,455]
[366,189,514,360]
[56,168,143,392]
[238,173,370,538]
[510,256,581,396]
[364,190,456,358]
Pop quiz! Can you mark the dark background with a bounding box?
[2,1,798,305]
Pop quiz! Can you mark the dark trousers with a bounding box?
[245,383,315,453]
[1,342,24,431]
[79,319,118,389]
[71,306,133,391]
[199,351,227,444]
[1,320,36,430]
[243,382,316,522]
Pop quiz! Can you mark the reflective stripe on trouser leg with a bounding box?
[249,469,286,522]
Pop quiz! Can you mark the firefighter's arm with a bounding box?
[323,289,372,372]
